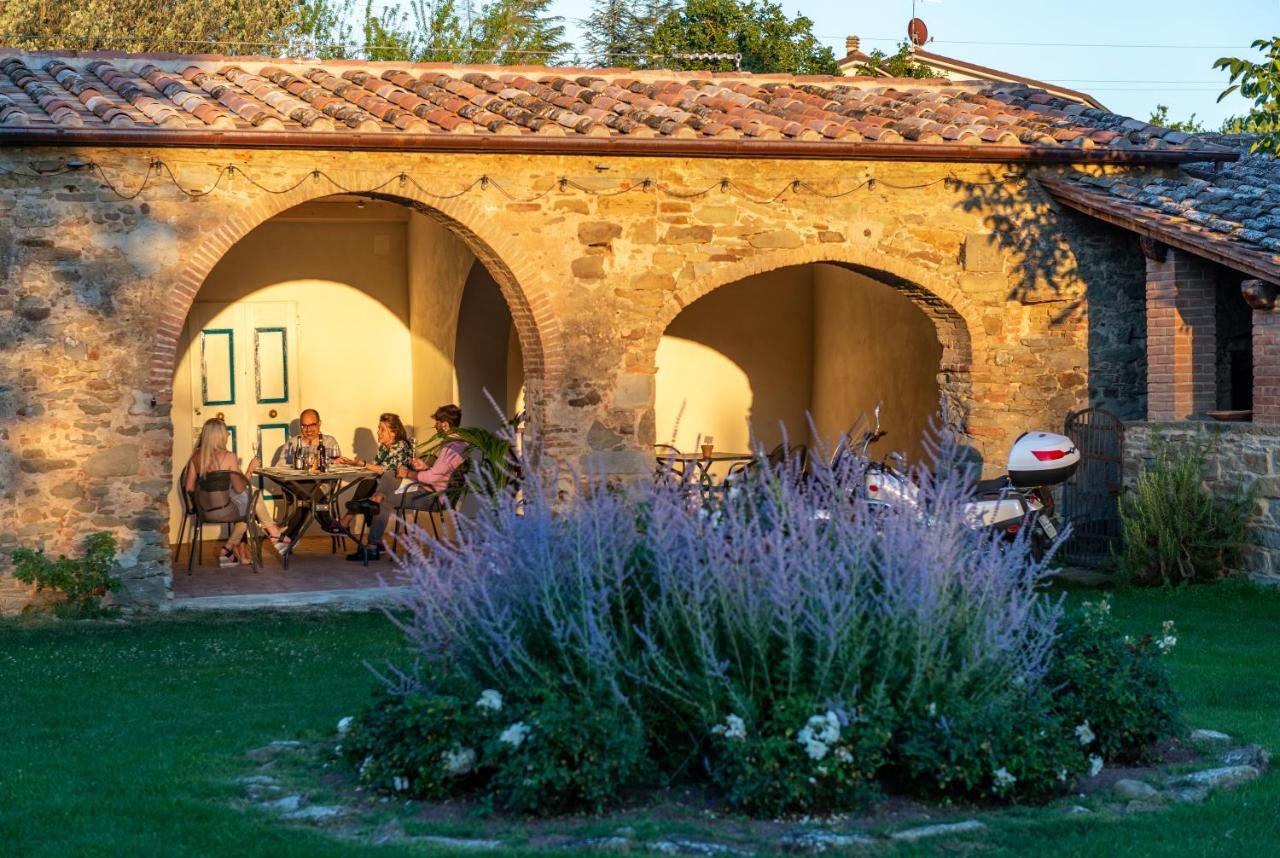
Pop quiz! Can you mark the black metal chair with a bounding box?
[173,473,198,566]
[654,443,685,482]
[390,455,473,556]
[187,470,263,574]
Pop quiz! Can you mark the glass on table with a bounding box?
[701,435,715,459]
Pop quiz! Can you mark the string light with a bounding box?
[0,156,1018,204]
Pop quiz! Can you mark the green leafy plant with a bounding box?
[707,696,890,816]
[1045,599,1181,764]
[416,419,520,496]
[486,691,652,815]
[1116,440,1255,586]
[10,531,121,617]
[1148,104,1205,133]
[854,41,934,79]
[1215,37,1280,154]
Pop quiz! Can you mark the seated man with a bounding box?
[270,408,344,539]
[348,404,467,562]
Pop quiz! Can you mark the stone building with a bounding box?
[0,50,1248,608]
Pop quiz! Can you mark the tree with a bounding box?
[853,41,933,79]
[0,0,309,53]
[1147,104,1204,134]
[472,0,568,65]
[581,0,635,66]
[1215,37,1280,154]
[649,0,837,75]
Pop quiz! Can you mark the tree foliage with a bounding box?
[649,0,838,75]
[1147,104,1204,134]
[852,41,933,79]
[0,0,311,53]
[1215,37,1280,154]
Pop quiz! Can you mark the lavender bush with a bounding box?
[344,428,1178,814]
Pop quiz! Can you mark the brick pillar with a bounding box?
[1145,244,1217,420]
[1254,309,1280,425]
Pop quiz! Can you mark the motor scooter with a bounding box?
[849,407,1077,553]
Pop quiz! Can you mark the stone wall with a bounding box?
[0,145,1151,609]
[1124,420,1280,582]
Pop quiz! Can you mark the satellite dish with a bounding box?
[907,17,929,47]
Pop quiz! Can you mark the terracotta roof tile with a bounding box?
[0,52,1237,160]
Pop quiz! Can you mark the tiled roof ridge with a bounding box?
[0,49,1239,162]
[0,47,953,87]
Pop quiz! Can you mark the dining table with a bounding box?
[257,465,373,568]
[657,451,755,484]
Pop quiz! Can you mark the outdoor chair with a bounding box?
[172,473,198,565]
[387,454,474,560]
[654,443,685,483]
[186,470,263,575]
[724,443,809,485]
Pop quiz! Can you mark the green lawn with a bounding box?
[2,584,1279,857]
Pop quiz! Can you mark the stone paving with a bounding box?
[171,535,404,601]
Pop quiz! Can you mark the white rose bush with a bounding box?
[340,426,1184,816]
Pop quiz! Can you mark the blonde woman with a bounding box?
[183,418,290,567]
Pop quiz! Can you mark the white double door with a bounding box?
[187,301,300,499]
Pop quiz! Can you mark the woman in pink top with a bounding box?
[347,404,469,562]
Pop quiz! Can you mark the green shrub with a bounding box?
[706,696,891,817]
[890,694,1086,800]
[343,688,489,799]
[486,692,651,816]
[1044,599,1182,764]
[10,531,121,617]
[344,686,652,815]
[1117,440,1254,586]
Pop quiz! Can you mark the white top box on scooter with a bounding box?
[1007,431,1080,487]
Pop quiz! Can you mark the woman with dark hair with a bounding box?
[333,413,414,534]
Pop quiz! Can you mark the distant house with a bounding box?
[838,34,1108,111]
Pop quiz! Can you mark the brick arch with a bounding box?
[147,181,559,405]
[649,244,985,431]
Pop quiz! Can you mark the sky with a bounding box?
[548,0,1278,129]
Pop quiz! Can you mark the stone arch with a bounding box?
[647,244,984,431]
[147,179,559,405]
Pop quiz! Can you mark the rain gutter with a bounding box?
[0,128,1240,166]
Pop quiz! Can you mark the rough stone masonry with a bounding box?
[0,144,1149,608]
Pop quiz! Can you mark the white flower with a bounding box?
[476,689,503,712]
[337,716,354,735]
[993,767,1017,790]
[1057,768,1068,783]
[927,702,937,718]
[723,714,747,741]
[834,747,854,764]
[359,755,374,776]
[499,722,531,749]
[797,711,841,761]
[1074,721,1096,746]
[442,746,477,776]
[392,775,409,792]
[1088,755,1104,777]
[1158,621,1178,653]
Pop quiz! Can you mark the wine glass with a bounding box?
[701,435,715,459]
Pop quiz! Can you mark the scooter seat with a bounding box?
[972,476,1011,497]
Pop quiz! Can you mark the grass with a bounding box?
[2,582,1279,856]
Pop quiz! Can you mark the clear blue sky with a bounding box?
[548,0,1277,128]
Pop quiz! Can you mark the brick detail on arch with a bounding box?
[1145,248,1216,421]
[648,244,985,433]
[145,179,561,404]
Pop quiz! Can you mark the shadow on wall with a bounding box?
[454,262,523,432]
[952,176,1149,421]
[655,264,943,464]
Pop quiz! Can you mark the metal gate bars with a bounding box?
[1061,408,1125,567]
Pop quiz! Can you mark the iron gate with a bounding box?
[1060,408,1125,567]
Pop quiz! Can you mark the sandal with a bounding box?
[270,534,293,555]
[217,548,240,568]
